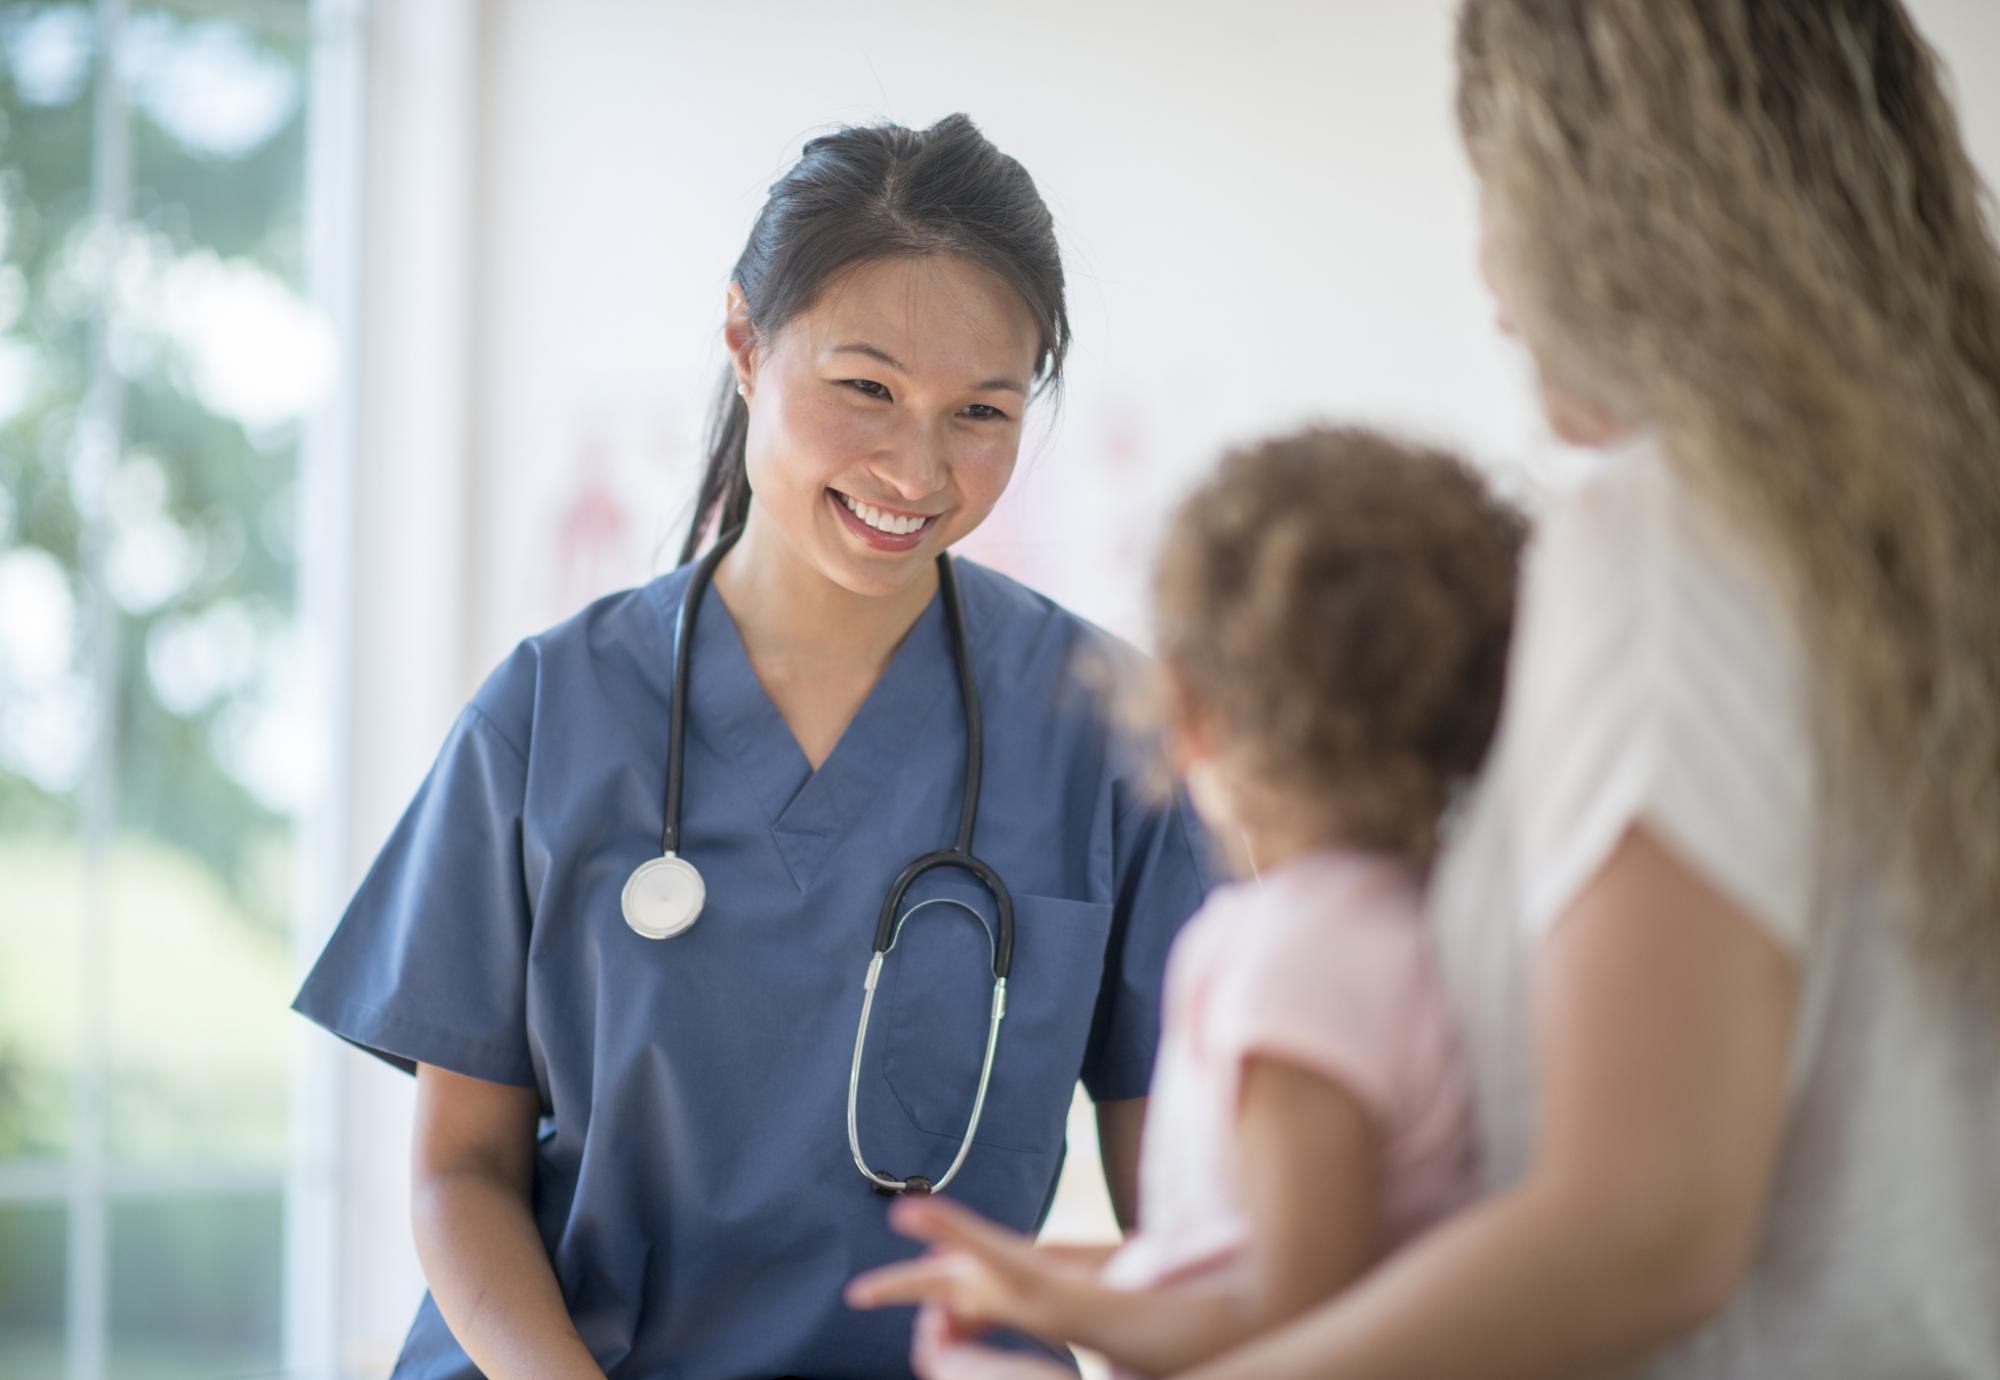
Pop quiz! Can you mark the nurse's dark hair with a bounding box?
[681,114,1071,563]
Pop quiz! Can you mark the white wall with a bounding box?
[320,2,481,1372]
[328,0,2000,1364]
[467,0,1537,657]
[464,0,2000,659]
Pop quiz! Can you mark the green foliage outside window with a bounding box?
[0,3,319,1372]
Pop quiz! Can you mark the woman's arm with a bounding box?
[1095,1096,1147,1232]
[1177,826,1799,1380]
[411,1064,606,1380]
[851,1059,1375,1375]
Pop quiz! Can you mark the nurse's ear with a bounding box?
[724,281,760,401]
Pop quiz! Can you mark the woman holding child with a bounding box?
[851,1,2000,1376]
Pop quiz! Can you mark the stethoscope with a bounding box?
[620,526,1014,1195]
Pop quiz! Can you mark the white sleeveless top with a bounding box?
[1429,442,2000,1378]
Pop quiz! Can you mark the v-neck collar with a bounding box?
[679,573,962,891]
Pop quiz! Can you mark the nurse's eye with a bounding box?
[959,403,1009,422]
[842,378,892,401]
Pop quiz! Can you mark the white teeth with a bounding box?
[840,492,929,537]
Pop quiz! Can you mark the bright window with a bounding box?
[0,2,356,1374]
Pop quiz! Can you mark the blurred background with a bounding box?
[1,1,1995,1376]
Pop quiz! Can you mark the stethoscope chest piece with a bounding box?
[622,852,706,940]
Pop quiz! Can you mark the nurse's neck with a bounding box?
[710,510,941,769]
[715,508,940,656]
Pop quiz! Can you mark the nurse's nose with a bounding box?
[867,415,951,503]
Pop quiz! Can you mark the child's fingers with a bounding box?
[1034,1241,1115,1272]
[911,1301,1019,1380]
[911,1308,1076,1380]
[888,1195,1034,1266]
[911,1300,961,1369]
[845,1252,967,1310]
[911,1302,985,1380]
[911,1303,1036,1380]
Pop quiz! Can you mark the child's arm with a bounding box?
[1058,1055,1378,1373]
[847,1056,1375,1375]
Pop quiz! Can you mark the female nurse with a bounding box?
[293,113,1212,1380]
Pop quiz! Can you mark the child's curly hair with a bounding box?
[1154,426,1526,865]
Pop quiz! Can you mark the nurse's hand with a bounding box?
[845,1196,1088,1341]
[910,1302,1082,1380]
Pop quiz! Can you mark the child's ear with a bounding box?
[1160,672,1212,776]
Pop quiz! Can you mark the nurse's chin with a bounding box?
[818,552,949,605]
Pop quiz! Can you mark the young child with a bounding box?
[846,425,1525,1377]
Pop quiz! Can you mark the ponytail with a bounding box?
[681,371,753,564]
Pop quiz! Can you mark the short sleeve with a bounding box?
[291,702,538,1086]
[1209,884,1430,1125]
[1507,454,1821,952]
[1081,789,1215,1102]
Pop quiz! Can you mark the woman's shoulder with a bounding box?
[949,558,1185,822]
[1523,444,1666,605]
[1529,440,1790,630]
[1519,435,1814,727]
[951,557,1149,707]
[1514,441,1812,739]
[1499,438,1823,950]
[465,571,691,753]
[951,556,1130,658]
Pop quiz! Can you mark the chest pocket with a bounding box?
[878,880,1113,1156]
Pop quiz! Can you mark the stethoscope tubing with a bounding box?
[662,528,1015,1194]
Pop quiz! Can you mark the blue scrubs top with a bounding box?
[293,558,1213,1379]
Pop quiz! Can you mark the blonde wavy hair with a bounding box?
[1457,0,2000,985]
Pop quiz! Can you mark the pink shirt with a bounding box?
[1104,851,1476,1292]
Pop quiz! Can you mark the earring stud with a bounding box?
[736,383,749,399]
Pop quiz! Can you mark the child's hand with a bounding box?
[844,1196,1086,1342]
[908,1301,1079,1380]
[1030,1240,1119,1275]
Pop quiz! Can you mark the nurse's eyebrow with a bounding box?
[832,341,1028,396]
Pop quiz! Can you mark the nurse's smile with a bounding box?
[829,488,941,551]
